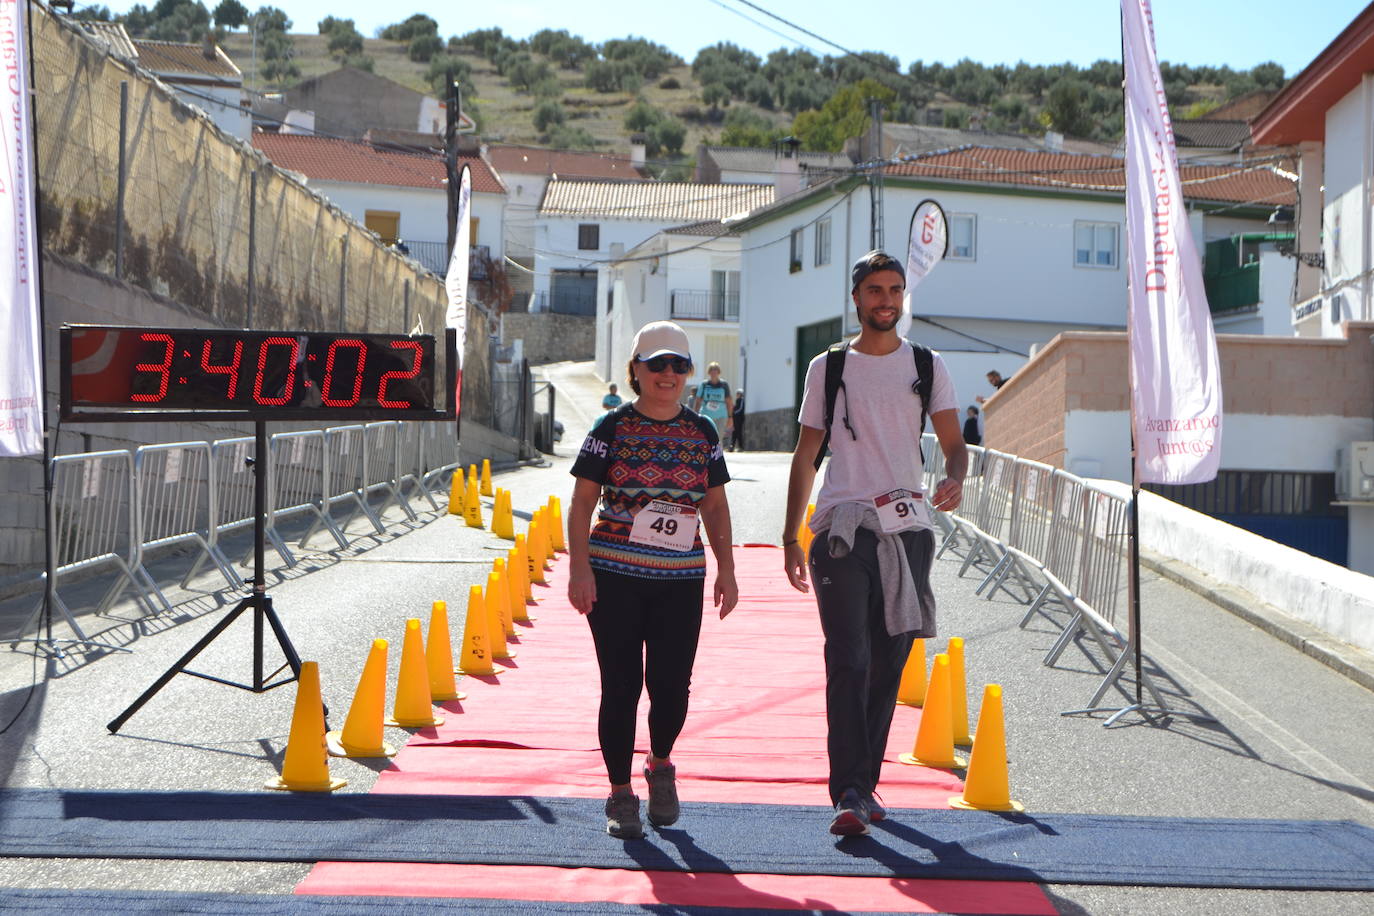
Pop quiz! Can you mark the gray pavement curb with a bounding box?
[1142,548,1374,695]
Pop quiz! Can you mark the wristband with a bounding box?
[782,539,798,546]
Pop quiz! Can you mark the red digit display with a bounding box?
[199,338,243,400]
[251,336,301,406]
[377,340,423,408]
[130,333,175,402]
[320,338,367,407]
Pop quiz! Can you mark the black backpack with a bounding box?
[814,341,935,471]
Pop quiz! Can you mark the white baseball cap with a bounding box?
[631,321,691,361]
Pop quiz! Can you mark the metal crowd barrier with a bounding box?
[27,423,454,638]
[921,434,1142,709]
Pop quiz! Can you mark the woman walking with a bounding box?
[568,321,738,839]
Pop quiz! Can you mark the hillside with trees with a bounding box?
[80,3,1288,177]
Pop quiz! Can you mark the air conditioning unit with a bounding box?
[1336,442,1374,500]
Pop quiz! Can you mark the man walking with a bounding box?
[782,250,967,836]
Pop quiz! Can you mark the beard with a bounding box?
[858,306,900,331]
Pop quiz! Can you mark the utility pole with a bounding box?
[867,97,885,251]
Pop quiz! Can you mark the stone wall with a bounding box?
[501,313,595,365]
[747,407,798,453]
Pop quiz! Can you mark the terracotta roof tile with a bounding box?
[131,39,241,80]
[882,146,1295,207]
[486,144,648,180]
[539,180,774,222]
[251,133,504,193]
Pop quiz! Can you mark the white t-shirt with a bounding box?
[798,341,958,533]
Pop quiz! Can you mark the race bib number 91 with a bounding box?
[872,488,927,533]
[629,499,700,552]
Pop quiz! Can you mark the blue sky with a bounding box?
[95,0,1365,77]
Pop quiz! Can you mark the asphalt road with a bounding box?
[0,363,1370,914]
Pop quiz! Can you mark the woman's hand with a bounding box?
[568,563,597,614]
[714,568,739,619]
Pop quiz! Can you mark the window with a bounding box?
[710,270,740,321]
[789,228,803,273]
[364,210,400,246]
[469,217,480,245]
[578,223,600,251]
[948,214,976,260]
[1075,221,1118,268]
[814,218,831,266]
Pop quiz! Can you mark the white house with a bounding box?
[603,221,744,393]
[251,133,506,278]
[131,37,251,142]
[731,145,1296,449]
[1252,4,1374,339]
[533,179,773,319]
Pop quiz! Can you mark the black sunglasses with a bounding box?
[640,355,692,375]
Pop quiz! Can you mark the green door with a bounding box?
[795,316,842,428]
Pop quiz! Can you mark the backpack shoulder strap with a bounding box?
[910,342,934,435]
[814,343,848,471]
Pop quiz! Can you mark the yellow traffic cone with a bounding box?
[950,684,1024,812]
[447,469,464,516]
[539,502,555,562]
[526,515,548,584]
[326,639,397,759]
[486,570,514,660]
[266,661,347,791]
[896,638,928,707]
[480,459,493,497]
[464,470,484,529]
[493,489,515,540]
[899,653,966,769]
[385,619,445,728]
[425,600,466,702]
[509,546,533,622]
[948,636,973,746]
[550,496,566,551]
[493,557,517,638]
[457,584,501,676]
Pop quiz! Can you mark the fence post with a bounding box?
[247,169,257,328]
[115,81,128,279]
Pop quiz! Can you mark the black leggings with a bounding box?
[586,569,705,786]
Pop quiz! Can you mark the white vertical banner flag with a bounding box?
[444,164,471,423]
[0,0,45,457]
[1122,0,1222,484]
[897,198,948,339]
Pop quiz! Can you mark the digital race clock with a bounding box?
[60,325,456,422]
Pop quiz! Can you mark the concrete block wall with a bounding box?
[501,313,595,365]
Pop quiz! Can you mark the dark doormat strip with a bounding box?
[1,789,1372,890]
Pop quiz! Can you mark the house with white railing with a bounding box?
[250,132,506,281]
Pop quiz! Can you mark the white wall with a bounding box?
[308,181,504,257]
[536,217,680,302]
[1320,79,1374,329]
[174,83,250,141]
[1064,410,1374,484]
[500,170,550,261]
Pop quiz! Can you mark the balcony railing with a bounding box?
[398,241,489,280]
[669,289,739,322]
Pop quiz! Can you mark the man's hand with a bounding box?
[931,477,962,512]
[568,563,597,614]
[783,541,809,592]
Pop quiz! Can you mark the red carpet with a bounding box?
[297,546,1054,914]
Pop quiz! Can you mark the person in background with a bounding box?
[568,320,738,840]
[602,383,623,411]
[691,362,734,442]
[730,389,746,452]
[963,406,982,446]
[975,370,1005,404]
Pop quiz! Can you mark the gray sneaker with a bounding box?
[829,788,871,837]
[644,762,680,826]
[605,791,644,839]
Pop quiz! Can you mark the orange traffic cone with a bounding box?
[509,545,533,622]
[326,639,397,759]
[526,518,547,584]
[549,496,566,551]
[426,600,466,702]
[486,570,514,660]
[896,638,928,707]
[464,469,484,529]
[480,459,493,497]
[538,502,555,562]
[457,584,501,676]
[493,557,517,637]
[899,653,966,769]
[948,637,973,746]
[493,489,515,540]
[447,468,464,516]
[950,684,1024,812]
[266,661,347,791]
[385,619,445,728]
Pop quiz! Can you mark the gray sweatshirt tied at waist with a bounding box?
[817,501,935,637]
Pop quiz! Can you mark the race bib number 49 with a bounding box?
[872,488,927,533]
[629,499,700,552]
